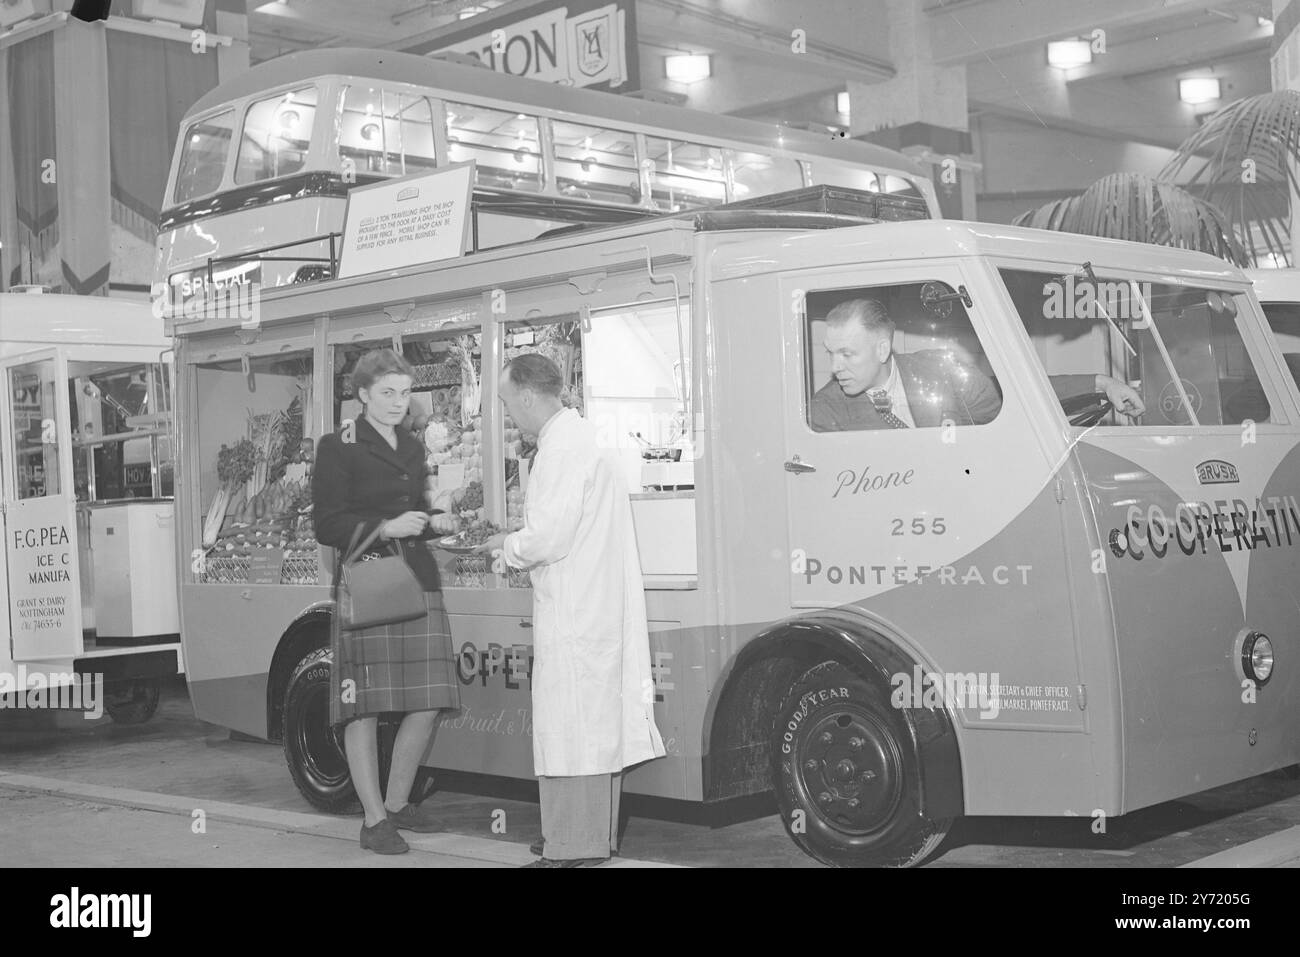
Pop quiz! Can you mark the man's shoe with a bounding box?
[387,802,445,833]
[360,818,409,854]
[521,856,608,868]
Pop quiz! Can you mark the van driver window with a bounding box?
[1000,268,1273,427]
[805,284,1003,432]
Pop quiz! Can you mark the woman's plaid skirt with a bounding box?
[329,590,461,727]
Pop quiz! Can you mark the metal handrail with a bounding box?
[206,232,341,282]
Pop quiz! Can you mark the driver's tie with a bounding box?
[868,389,910,429]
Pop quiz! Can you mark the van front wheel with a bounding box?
[282,648,396,814]
[772,660,950,867]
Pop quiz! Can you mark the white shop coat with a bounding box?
[503,408,667,777]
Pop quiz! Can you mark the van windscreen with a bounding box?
[999,268,1275,428]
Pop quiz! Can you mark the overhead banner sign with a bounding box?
[336,163,475,280]
[407,0,638,92]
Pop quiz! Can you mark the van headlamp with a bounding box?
[1242,632,1274,686]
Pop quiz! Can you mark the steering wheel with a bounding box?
[1060,392,1113,427]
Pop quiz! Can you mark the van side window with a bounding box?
[234,87,317,185]
[445,103,541,193]
[339,87,438,176]
[1000,268,1274,427]
[551,120,640,205]
[175,110,234,203]
[805,284,1002,432]
[645,138,725,210]
[1260,301,1300,388]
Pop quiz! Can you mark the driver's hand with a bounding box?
[1098,376,1145,416]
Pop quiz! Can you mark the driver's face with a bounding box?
[824,321,889,397]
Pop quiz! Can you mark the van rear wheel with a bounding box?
[104,679,161,725]
[282,647,395,814]
[772,660,950,867]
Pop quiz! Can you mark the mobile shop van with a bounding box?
[1,291,183,725]
[169,203,1299,867]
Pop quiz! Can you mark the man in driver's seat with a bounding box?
[810,298,1145,431]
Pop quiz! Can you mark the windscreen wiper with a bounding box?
[1066,262,1137,359]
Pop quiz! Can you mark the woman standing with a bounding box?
[312,348,460,854]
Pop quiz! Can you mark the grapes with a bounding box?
[461,480,484,511]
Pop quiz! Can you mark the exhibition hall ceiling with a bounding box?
[243,0,1277,147]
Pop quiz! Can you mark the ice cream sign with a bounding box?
[5,496,83,660]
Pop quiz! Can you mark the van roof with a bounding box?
[0,294,167,350]
[176,216,1254,336]
[707,219,1250,285]
[1245,268,1300,303]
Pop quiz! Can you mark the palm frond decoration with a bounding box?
[1159,90,1300,267]
[1012,172,1248,265]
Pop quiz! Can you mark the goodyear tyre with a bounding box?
[772,660,950,867]
[282,647,394,813]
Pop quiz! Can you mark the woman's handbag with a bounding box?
[332,523,427,631]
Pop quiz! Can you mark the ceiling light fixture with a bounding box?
[1047,39,1092,69]
[1179,77,1221,105]
[665,54,711,83]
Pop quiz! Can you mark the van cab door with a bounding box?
[776,264,1088,737]
[0,349,84,666]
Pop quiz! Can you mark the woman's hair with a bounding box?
[351,348,414,395]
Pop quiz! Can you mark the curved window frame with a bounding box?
[233,85,321,187]
[173,108,237,205]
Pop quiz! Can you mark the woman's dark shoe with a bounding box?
[360,818,410,854]
[387,802,445,833]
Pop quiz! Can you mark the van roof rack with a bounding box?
[534,184,927,241]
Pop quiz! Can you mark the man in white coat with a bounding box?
[481,353,666,867]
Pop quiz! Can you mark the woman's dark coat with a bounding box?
[312,415,442,591]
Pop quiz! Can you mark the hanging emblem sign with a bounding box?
[407,0,639,92]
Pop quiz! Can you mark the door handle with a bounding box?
[784,455,817,474]
[519,619,533,629]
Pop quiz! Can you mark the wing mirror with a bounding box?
[920,281,973,319]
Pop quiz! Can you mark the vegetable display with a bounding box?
[203,438,258,547]
[440,518,502,549]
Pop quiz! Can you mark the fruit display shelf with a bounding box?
[450,556,531,589]
[201,553,320,585]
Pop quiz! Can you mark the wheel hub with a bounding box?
[797,708,902,835]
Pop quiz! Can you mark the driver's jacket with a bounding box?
[811,349,1095,431]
